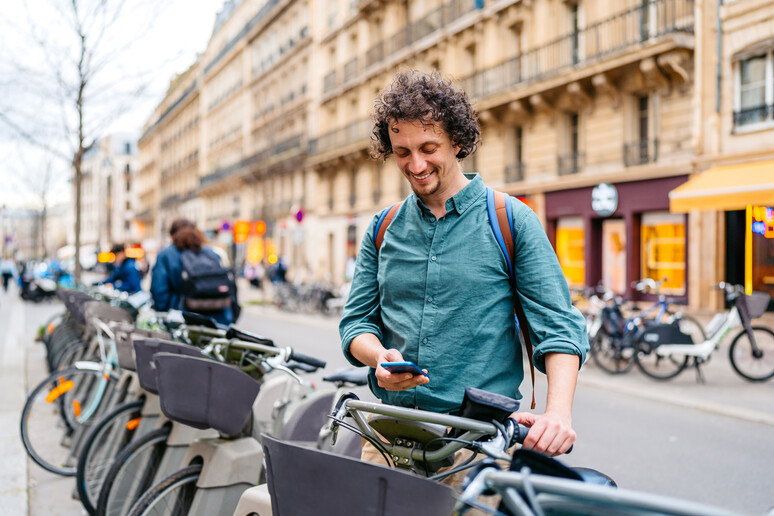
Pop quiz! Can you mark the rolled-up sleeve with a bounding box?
[511,202,588,373]
[339,215,385,367]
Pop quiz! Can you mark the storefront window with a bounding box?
[751,205,774,297]
[556,217,585,288]
[641,212,686,295]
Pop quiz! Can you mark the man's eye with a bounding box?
[397,152,410,158]
[423,148,437,154]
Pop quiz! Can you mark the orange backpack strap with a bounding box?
[491,189,536,410]
[374,202,403,250]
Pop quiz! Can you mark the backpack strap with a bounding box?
[373,202,403,250]
[487,187,536,410]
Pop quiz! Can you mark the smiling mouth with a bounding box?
[412,170,433,181]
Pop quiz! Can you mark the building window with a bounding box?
[125,142,131,154]
[558,113,582,175]
[505,126,524,182]
[349,167,357,207]
[556,216,585,288]
[568,2,580,65]
[734,52,773,128]
[625,94,658,166]
[640,211,686,295]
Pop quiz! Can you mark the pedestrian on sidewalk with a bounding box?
[1,256,16,292]
[95,244,142,294]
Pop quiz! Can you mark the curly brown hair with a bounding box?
[371,70,480,160]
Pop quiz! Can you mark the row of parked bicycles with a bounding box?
[576,278,774,382]
[21,285,756,515]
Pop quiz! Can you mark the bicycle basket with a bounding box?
[84,301,133,329]
[261,435,456,516]
[744,291,771,320]
[154,353,260,435]
[113,324,169,371]
[133,338,201,394]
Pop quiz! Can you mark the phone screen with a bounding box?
[380,361,428,377]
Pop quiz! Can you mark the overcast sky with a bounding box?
[0,0,226,210]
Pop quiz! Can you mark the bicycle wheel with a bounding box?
[97,426,172,516]
[634,338,689,380]
[21,366,118,476]
[127,464,201,516]
[729,327,774,382]
[590,331,635,374]
[76,399,144,515]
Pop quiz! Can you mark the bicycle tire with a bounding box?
[20,366,118,476]
[76,399,144,515]
[590,330,635,374]
[729,326,774,382]
[96,426,172,516]
[633,337,690,381]
[126,464,201,516]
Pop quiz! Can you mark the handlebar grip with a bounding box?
[289,350,327,369]
[511,423,573,454]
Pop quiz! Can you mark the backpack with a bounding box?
[180,249,234,313]
[373,187,537,409]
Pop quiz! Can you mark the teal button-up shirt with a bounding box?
[339,174,587,413]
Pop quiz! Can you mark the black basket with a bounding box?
[745,291,771,320]
[133,338,201,394]
[154,353,260,435]
[113,324,170,371]
[83,301,133,328]
[59,289,96,325]
[262,435,455,516]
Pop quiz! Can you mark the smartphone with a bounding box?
[380,361,428,377]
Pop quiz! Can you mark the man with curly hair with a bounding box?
[340,71,588,467]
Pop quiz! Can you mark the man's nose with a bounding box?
[409,153,428,174]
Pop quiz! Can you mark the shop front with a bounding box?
[669,160,774,304]
[544,176,690,301]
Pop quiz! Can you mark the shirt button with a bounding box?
[431,256,437,261]
[427,297,433,303]
[422,338,428,344]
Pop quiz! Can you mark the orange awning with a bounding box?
[669,160,774,213]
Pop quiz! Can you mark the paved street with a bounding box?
[2,289,774,515]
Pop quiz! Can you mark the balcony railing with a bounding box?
[459,0,693,103]
[343,57,360,82]
[558,152,585,175]
[733,104,774,127]
[504,162,525,183]
[323,70,337,94]
[624,139,659,166]
[309,118,373,155]
[365,42,384,67]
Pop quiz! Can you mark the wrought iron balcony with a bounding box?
[343,57,360,83]
[310,118,372,155]
[459,0,693,103]
[557,152,585,175]
[733,104,774,127]
[624,139,659,167]
[504,162,525,183]
[323,70,337,94]
[365,42,384,68]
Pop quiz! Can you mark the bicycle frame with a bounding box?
[654,304,741,360]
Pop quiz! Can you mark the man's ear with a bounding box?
[453,144,462,158]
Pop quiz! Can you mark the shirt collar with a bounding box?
[448,173,485,215]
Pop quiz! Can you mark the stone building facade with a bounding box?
[136,0,774,309]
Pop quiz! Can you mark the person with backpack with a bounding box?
[339,71,588,468]
[150,219,235,325]
[96,244,142,294]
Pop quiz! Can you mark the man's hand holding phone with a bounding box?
[375,349,429,391]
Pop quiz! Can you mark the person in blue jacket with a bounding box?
[150,218,234,325]
[98,244,142,293]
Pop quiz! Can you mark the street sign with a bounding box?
[591,183,618,217]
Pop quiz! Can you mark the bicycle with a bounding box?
[634,282,774,381]
[590,278,705,375]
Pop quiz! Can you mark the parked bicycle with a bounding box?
[635,282,774,381]
[589,278,705,375]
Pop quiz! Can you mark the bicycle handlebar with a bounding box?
[289,350,327,369]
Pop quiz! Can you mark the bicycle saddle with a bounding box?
[322,368,369,386]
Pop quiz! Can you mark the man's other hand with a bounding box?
[375,348,429,391]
